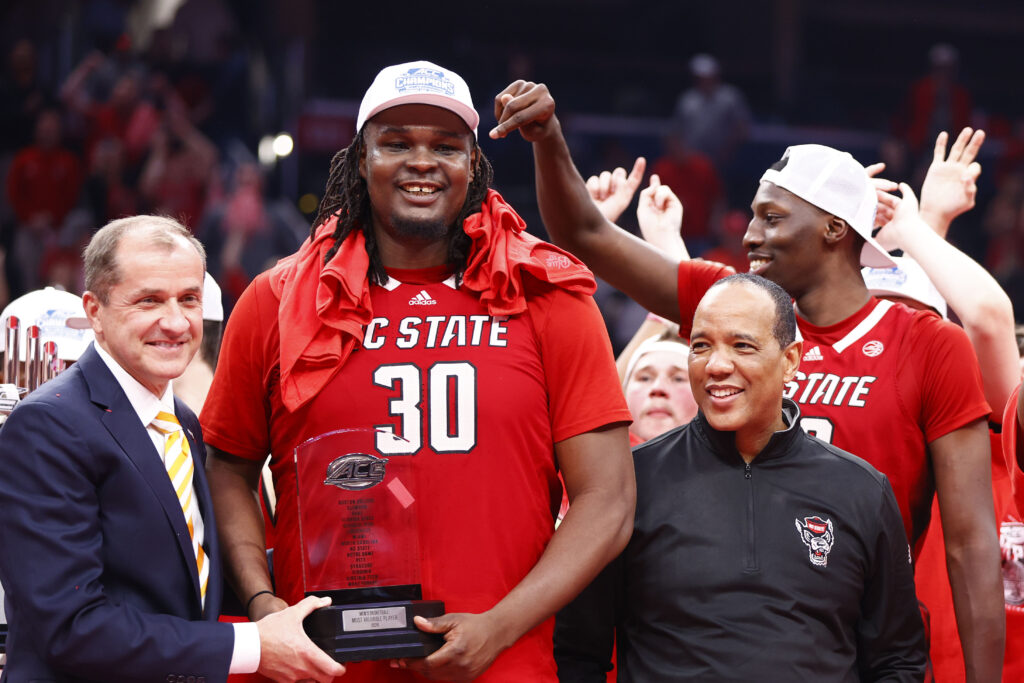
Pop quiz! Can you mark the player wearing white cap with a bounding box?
[202,62,634,681]
[488,81,1003,680]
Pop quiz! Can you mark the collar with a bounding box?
[93,342,176,427]
[694,397,803,463]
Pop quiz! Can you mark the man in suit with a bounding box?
[0,215,346,682]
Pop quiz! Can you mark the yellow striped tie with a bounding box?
[151,411,209,605]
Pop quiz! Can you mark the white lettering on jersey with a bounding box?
[364,318,389,349]
[397,317,421,349]
[365,315,511,350]
[784,371,878,407]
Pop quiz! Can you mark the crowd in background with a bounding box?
[4,1,1024,352]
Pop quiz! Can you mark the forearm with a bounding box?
[944,534,1004,682]
[205,450,278,615]
[484,464,633,650]
[532,125,681,320]
[897,219,1018,412]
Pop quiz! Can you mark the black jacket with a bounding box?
[555,399,927,682]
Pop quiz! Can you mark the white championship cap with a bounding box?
[356,60,479,138]
[1,287,94,361]
[760,145,896,268]
[862,256,947,319]
[203,272,224,322]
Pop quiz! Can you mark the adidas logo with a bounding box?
[802,345,823,362]
[408,290,437,306]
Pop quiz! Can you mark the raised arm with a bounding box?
[878,182,1018,416]
[489,80,681,321]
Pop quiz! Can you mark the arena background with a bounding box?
[3,0,1024,352]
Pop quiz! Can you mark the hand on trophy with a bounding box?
[389,612,509,681]
[256,595,347,682]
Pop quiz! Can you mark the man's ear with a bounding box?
[782,340,802,382]
[823,216,850,245]
[81,291,103,337]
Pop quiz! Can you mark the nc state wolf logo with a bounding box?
[795,515,835,567]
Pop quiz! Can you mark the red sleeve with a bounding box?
[676,259,735,339]
[908,312,991,443]
[200,274,278,461]
[526,286,632,443]
[1001,384,1024,516]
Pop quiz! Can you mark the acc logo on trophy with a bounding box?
[324,453,388,491]
[795,515,835,567]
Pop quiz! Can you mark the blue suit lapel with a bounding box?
[78,346,206,609]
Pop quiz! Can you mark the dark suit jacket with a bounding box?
[0,345,234,682]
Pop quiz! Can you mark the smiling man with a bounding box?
[0,216,344,683]
[490,81,1002,680]
[555,274,928,682]
[201,62,634,681]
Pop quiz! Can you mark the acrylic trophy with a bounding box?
[295,428,444,662]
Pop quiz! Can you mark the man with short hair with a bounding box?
[489,83,1003,680]
[555,274,928,681]
[0,215,345,682]
[202,62,634,681]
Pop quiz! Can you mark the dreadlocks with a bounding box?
[312,131,495,286]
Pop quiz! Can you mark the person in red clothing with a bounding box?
[5,106,83,293]
[202,61,634,682]
[489,80,1003,680]
[649,132,723,255]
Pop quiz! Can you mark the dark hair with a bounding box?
[710,273,796,347]
[200,319,224,370]
[311,131,494,285]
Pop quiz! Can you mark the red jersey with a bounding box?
[203,265,630,683]
[676,260,990,548]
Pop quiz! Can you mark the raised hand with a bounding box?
[865,162,900,229]
[919,127,985,237]
[636,174,688,259]
[490,80,557,142]
[585,157,646,223]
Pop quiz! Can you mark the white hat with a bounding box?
[862,256,947,318]
[622,336,690,391]
[760,144,896,268]
[0,287,94,361]
[356,60,479,138]
[203,272,224,322]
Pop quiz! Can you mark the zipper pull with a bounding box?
[744,462,752,480]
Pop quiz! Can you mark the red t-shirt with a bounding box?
[676,260,990,549]
[203,266,630,682]
[6,146,82,225]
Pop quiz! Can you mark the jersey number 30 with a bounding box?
[372,362,477,454]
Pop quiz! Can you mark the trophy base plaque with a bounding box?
[303,598,445,663]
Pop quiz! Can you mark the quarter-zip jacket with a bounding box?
[555,399,927,682]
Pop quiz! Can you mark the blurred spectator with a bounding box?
[895,43,973,160]
[83,136,139,224]
[702,209,750,273]
[0,39,49,157]
[197,162,302,309]
[672,54,751,172]
[5,106,84,294]
[650,132,723,256]
[63,64,160,167]
[138,106,217,230]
